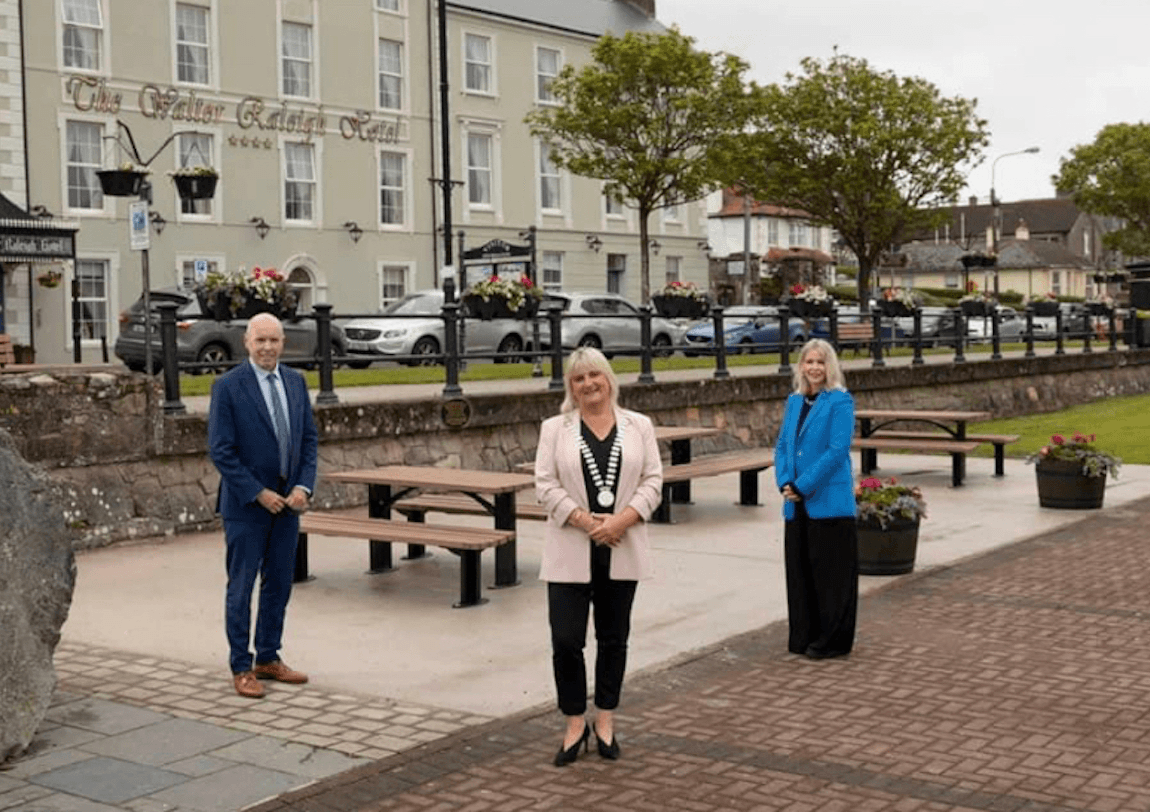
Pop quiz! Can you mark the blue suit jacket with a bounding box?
[208,361,318,521]
[773,388,855,520]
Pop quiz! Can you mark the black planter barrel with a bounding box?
[857,516,920,575]
[1035,460,1106,509]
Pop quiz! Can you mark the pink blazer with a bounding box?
[535,408,663,583]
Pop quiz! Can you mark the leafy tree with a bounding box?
[741,52,989,309]
[526,28,759,303]
[1054,122,1150,257]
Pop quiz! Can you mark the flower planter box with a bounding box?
[960,300,993,318]
[196,290,233,321]
[196,290,296,321]
[1086,302,1113,316]
[1035,460,1106,509]
[462,294,537,321]
[173,174,218,201]
[857,516,920,575]
[652,295,708,319]
[97,170,148,197]
[788,299,832,319]
[877,300,913,318]
[1031,301,1060,317]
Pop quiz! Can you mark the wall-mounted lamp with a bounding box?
[585,234,603,253]
[343,221,363,243]
[696,240,711,252]
[149,210,166,236]
[249,216,270,239]
[30,205,55,219]
[648,239,661,256]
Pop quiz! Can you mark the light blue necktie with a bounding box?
[266,372,290,477]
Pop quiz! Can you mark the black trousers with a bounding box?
[784,507,858,657]
[547,548,638,716]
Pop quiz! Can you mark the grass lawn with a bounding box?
[972,393,1150,465]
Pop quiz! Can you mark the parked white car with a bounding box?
[536,292,686,357]
[341,289,531,367]
[967,306,1026,341]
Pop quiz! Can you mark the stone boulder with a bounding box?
[0,429,75,763]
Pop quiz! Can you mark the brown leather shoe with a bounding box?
[233,671,265,699]
[253,660,309,684]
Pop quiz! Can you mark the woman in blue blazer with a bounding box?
[774,338,858,659]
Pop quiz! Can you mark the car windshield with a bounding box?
[383,293,441,316]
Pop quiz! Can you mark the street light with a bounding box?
[990,146,1040,296]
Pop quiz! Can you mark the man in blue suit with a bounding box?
[208,313,317,699]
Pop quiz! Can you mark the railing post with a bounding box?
[637,304,654,384]
[870,309,885,367]
[829,307,840,353]
[990,305,1002,360]
[547,301,565,391]
[777,306,792,376]
[1108,308,1118,352]
[441,299,462,397]
[711,305,730,379]
[157,301,185,415]
[1055,308,1065,355]
[911,307,924,365]
[312,303,338,405]
[1023,306,1036,358]
[953,308,966,363]
[1126,306,1138,348]
[1081,309,1093,353]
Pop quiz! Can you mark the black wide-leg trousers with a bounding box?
[784,508,858,657]
[547,551,638,716]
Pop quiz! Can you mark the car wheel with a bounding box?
[652,334,673,358]
[495,334,524,363]
[346,359,371,370]
[577,334,601,350]
[196,342,230,374]
[408,336,440,366]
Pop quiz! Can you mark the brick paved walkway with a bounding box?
[248,495,1150,812]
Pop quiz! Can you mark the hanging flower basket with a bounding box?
[97,169,148,197]
[193,266,298,321]
[172,173,218,201]
[1030,300,1060,317]
[960,299,993,318]
[857,516,921,575]
[876,300,913,318]
[462,293,538,321]
[788,298,832,319]
[652,294,709,319]
[36,270,63,289]
[1087,302,1113,316]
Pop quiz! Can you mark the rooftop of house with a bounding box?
[908,197,1087,242]
[900,238,1090,272]
[711,188,813,220]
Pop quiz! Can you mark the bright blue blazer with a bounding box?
[208,361,318,521]
[773,388,856,521]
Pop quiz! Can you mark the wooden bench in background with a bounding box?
[0,334,15,368]
[296,513,515,608]
[653,448,774,523]
[869,430,1020,476]
[851,436,980,487]
[836,322,874,355]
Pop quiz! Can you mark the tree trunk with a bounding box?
[639,206,651,305]
[856,258,872,314]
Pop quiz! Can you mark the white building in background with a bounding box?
[8,0,710,363]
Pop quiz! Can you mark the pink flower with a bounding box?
[859,477,883,490]
[790,284,805,295]
[1051,434,1065,445]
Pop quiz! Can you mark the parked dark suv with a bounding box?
[113,288,345,373]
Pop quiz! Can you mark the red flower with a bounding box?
[859,477,883,490]
[1051,434,1065,445]
[790,283,806,295]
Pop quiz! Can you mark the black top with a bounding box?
[580,420,618,568]
[797,391,820,434]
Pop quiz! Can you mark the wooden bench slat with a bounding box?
[871,430,1020,444]
[852,437,980,453]
[300,513,513,550]
[0,334,15,367]
[664,449,773,482]
[394,493,548,522]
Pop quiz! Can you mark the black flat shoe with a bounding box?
[553,722,589,767]
[804,645,848,660]
[595,729,621,760]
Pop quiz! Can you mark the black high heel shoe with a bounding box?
[553,722,589,767]
[595,728,621,760]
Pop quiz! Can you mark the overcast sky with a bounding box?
[655,0,1148,205]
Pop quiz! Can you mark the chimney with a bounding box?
[969,195,978,206]
[1014,219,1029,241]
[619,0,656,16]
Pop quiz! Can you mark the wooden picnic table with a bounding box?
[324,466,535,588]
[854,409,991,486]
[655,425,722,503]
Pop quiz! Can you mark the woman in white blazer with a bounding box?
[774,338,858,660]
[535,347,663,767]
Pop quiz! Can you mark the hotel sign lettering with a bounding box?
[66,76,403,145]
[0,234,74,259]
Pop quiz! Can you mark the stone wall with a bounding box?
[3,349,1149,549]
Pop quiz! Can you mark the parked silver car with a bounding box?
[113,288,346,373]
[537,292,685,357]
[341,289,531,367]
[967,306,1026,341]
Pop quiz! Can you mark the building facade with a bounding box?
[15,0,709,363]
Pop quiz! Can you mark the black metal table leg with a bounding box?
[454,550,486,608]
[293,532,312,583]
[491,491,519,587]
[670,438,692,503]
[367,483,395,573]
[399,509,431,560]
[738,469,763,506]
[653,484,673,524]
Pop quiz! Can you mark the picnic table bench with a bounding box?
[851,436,980,487]
[297,513,514,607]
[652,448,774,523]
[854,409,993,487]
[837,321,874,354]
[867,430,1020,476]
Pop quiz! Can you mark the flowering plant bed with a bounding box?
[462,274,542,319]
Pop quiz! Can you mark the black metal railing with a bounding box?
[152,301,1145,414]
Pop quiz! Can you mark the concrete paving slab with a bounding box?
[0,789,123,812]
[146,764,306,812]
[29,757,185,804]
[44,698,171,736]
[160,753,236,777]
[77,719,250,767]
[207,735,370,779]
[0,747,96,779]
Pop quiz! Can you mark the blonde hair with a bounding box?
[792,338,846,394]
[560,346,620,413]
